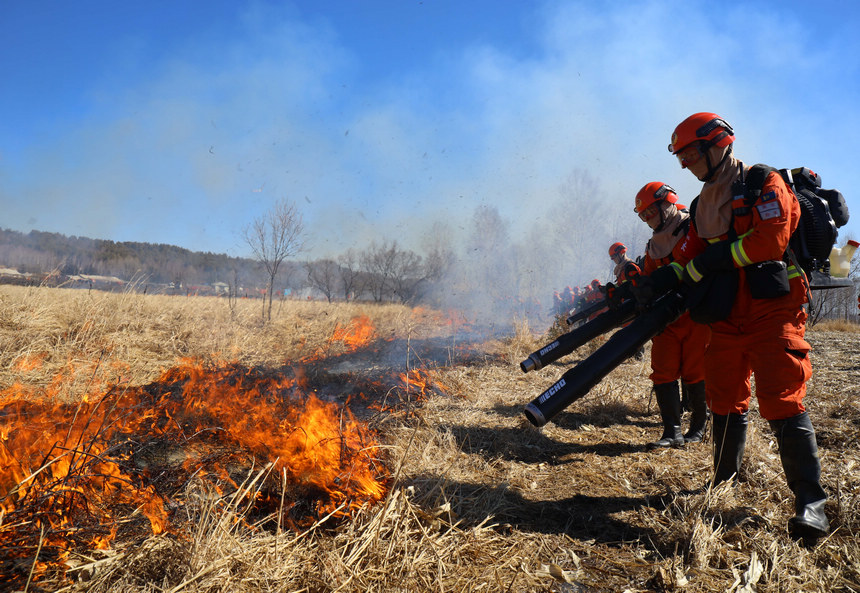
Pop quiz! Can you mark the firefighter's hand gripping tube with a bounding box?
[520,299,637,373]
[523,291,686,427]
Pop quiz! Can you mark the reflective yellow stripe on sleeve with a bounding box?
[731,239,753,267]
[731,230,755,267]
[684,259,703,283]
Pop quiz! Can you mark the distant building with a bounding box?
[0,267,27,278]
[67,274,126,290]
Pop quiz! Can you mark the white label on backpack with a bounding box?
[756,201,782,220]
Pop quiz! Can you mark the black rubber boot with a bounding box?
[711,412,748,485]
[769,412,830,540]
[683,381,709,443]
[647,382,684,450]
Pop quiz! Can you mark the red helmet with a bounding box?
[634,182,678,214]
[668,112,735,154]
[591,279,601,289]
[609,242,626,258]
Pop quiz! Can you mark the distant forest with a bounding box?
[0,228,451,305]
[1,222,857,323]
[0,228,264,288]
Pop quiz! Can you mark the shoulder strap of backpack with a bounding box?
[740,163,778,205]
[672,216,691,237]
[688,196,699,232]
[743,164,815,307]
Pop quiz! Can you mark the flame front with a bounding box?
[0,358,388,584]
[398,368,444,399]
[330,314,376,351]
[165,359,387,507]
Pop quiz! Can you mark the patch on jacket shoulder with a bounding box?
[760,190,777,202]
[756,201,782,220]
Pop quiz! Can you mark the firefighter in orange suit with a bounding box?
[634,182,710,449]
[609,243,641,284]
[608,243,646,360]
[633,113,828,540]
[584,279,605,321]
[552,290,564,316]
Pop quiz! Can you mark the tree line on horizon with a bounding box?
[0,227,452,306]
[0,171,647,323]
[1,213,856,326]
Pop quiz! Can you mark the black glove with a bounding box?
[606,282,633,311]
[605,281,632,311]
[631,265,681,307]
[683,241,734,285]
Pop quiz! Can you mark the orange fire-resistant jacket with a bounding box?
[642,224,710,386]
[664,166,811,419]
[613,258,641,284]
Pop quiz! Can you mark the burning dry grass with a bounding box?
[1,284,859,592]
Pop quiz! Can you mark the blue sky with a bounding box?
[2,0,859,263]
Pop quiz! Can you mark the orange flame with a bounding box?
[330,315,376,351]
[397,368,449,401]
[0,358,388,585]
[13,352,48,372]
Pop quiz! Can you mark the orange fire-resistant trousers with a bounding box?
[650,312,710,385]
[703,308,812,420]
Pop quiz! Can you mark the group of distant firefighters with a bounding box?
[550,112,831,542]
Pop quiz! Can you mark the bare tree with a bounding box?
[305,258,340,303]
[421,221,456,283]
[243,199,305,321]
[359,239,426,303]
[462,204,515,313]
[409,222,457,306]
[389,248,425,303]
[337,248,363,301]
[360,240,399,302]
[227,267,241,317]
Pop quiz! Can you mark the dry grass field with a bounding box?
[1,284,858,592]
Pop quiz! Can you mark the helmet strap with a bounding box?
[700,144,731,182]
[653,207,666,231]
[652,201,671,232]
